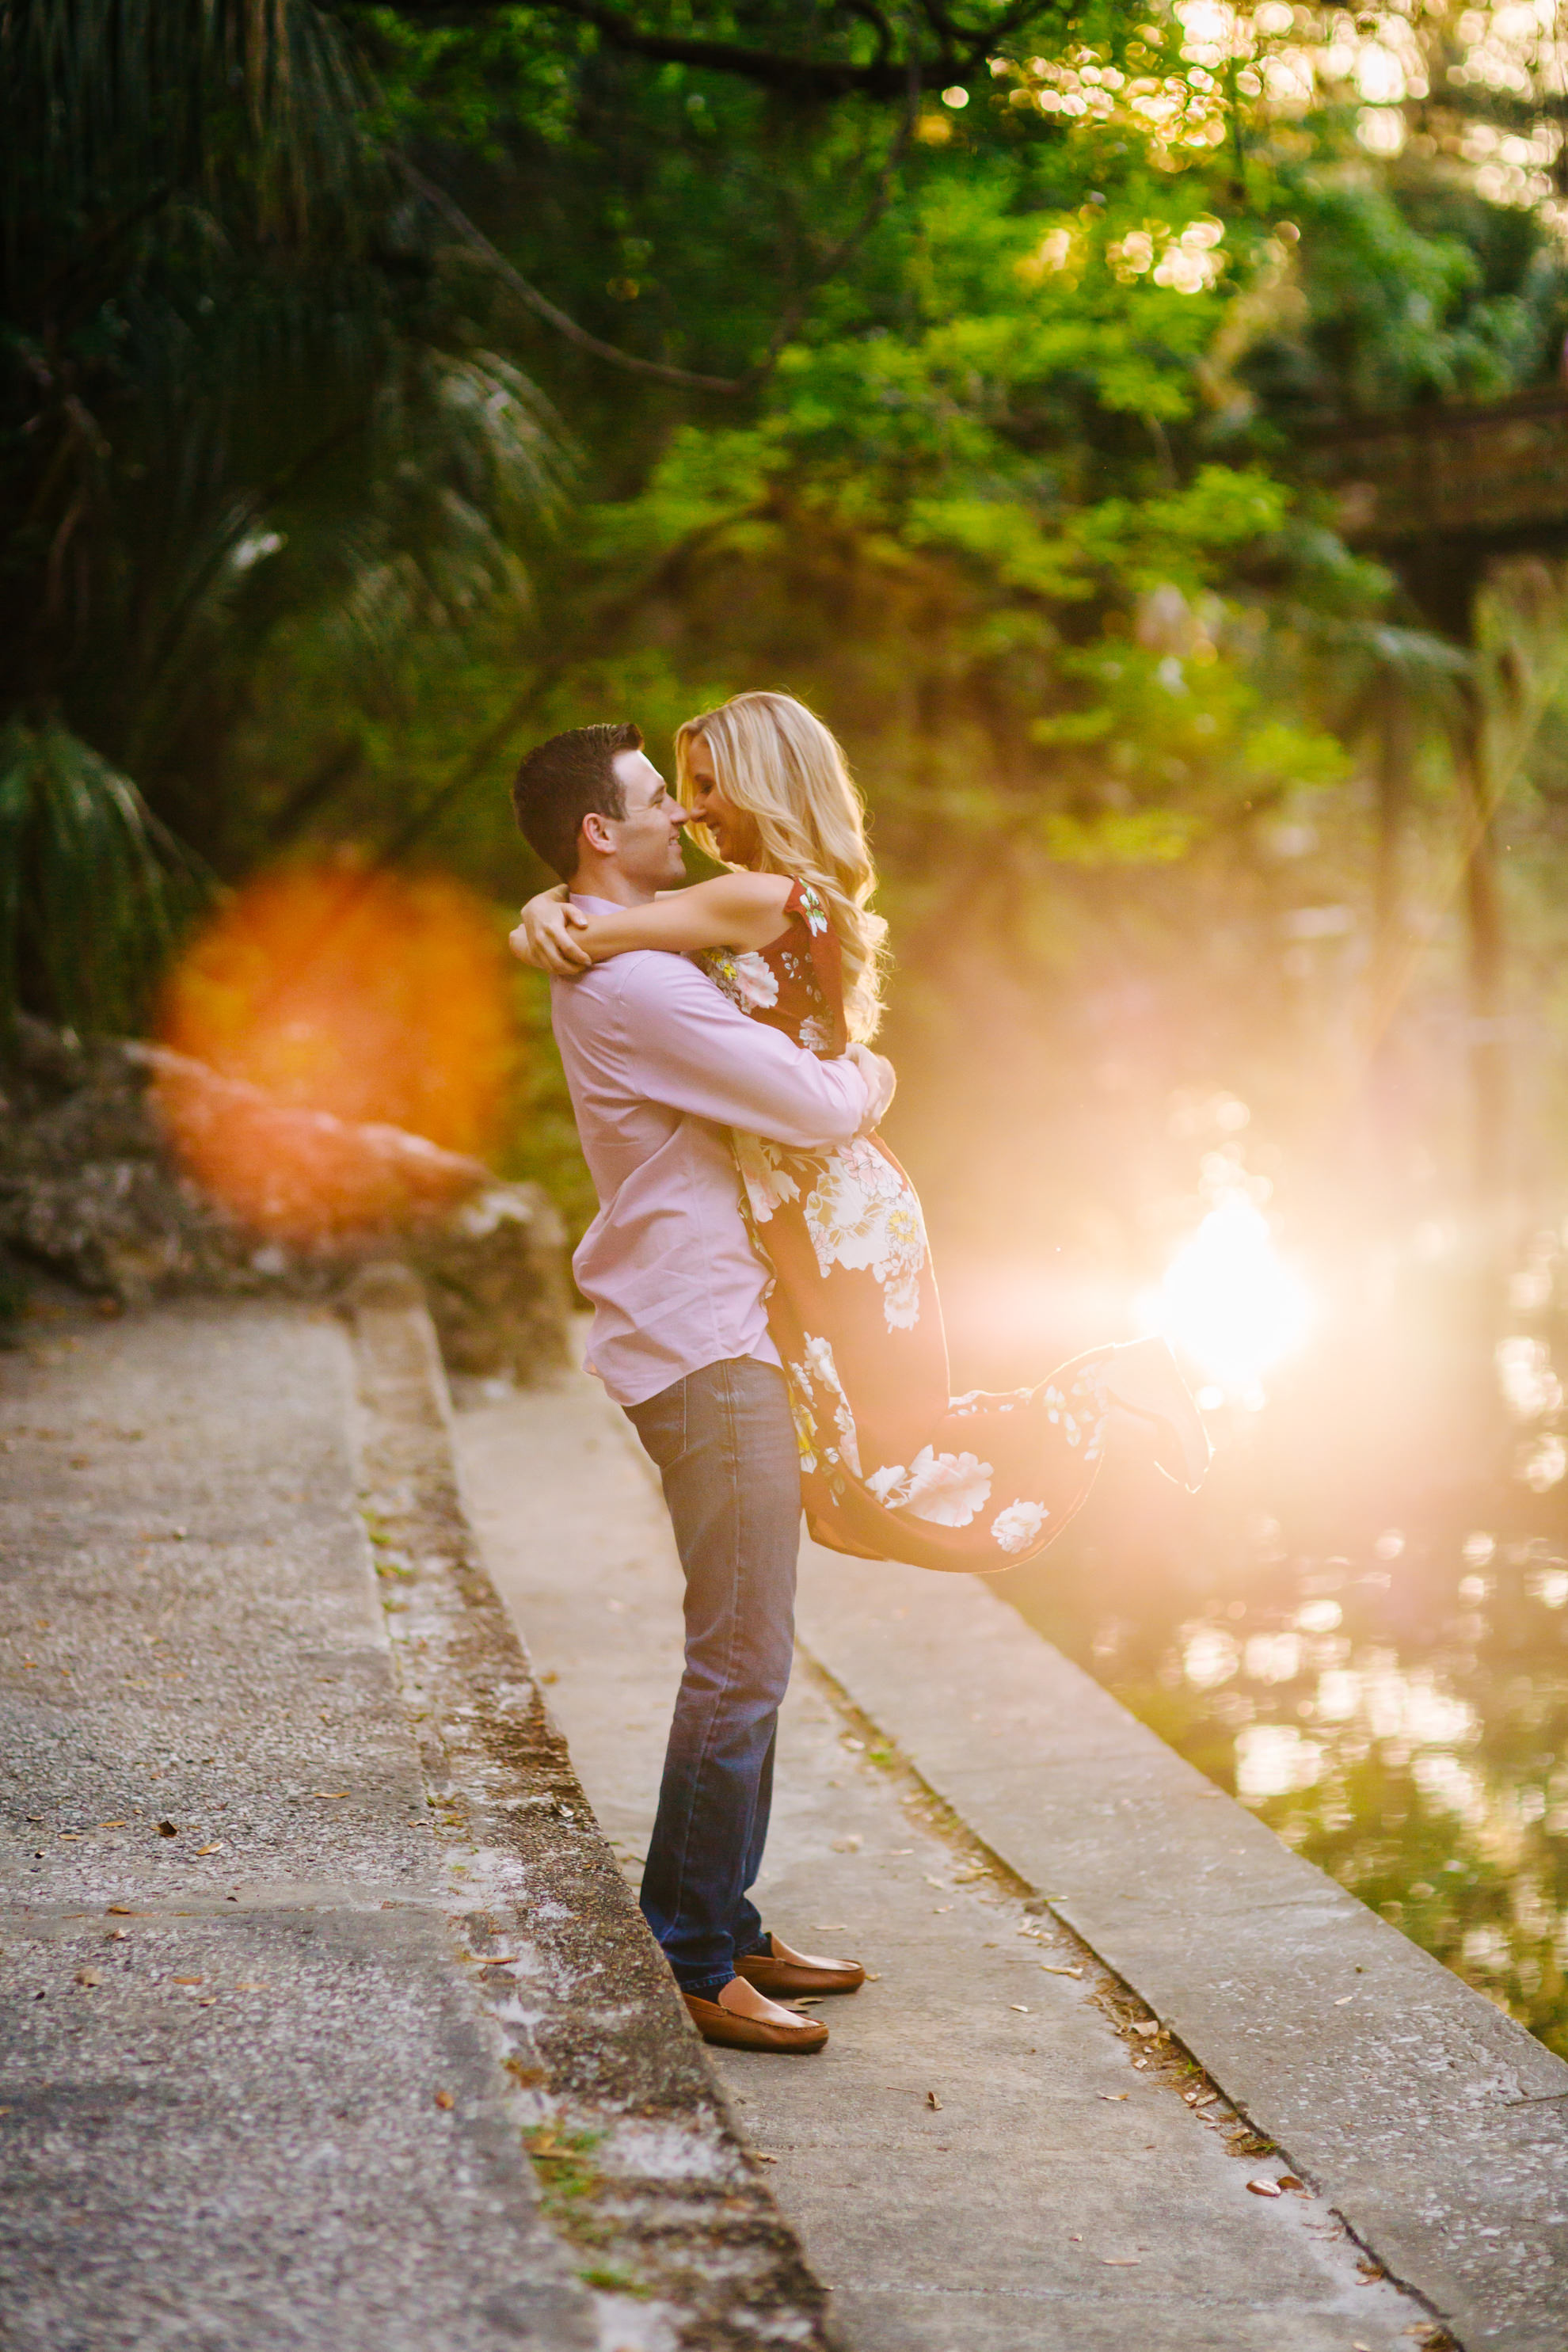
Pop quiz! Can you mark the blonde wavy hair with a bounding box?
[675,691,889,1042]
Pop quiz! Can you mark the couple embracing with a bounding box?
[508,693,1208,2055]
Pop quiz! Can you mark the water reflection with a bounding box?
[974,1230,1568,2062]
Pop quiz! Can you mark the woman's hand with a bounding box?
[847,1041,896,1133]
[509,886,593,976]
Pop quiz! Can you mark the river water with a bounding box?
[977,1233,1568,2062]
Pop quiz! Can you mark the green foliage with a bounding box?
[0,0,561,994]
[0,722,211,1038]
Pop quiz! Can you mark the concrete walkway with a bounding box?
[0,1295,832,2352]
[456,1370,1445,2352]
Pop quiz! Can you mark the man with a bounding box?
[510,721,895,2055]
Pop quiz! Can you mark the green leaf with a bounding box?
[0,723,211,1039]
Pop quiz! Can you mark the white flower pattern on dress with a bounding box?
[991,1498,1049,1555]
[731,951,779,1010]
[731,1130,802,1224]
[865,1445,993,1527]
[803,1138,926,1331]
[702,946,779,1014]
[789,1331,862,1479]
[785,1382,820,1473]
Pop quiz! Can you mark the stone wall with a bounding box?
[0,1016,570,1384]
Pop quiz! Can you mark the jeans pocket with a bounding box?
[627,1377,687,1471]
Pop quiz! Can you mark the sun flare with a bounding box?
[154,858,510,1240]
[1138,1196,1313,1406]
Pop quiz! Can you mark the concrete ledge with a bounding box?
[351,1271,837,2348]
[791,1543,1568,2352]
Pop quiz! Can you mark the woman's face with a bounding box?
[685,735,760,868]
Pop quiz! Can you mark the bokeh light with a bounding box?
[155,857,511,1241]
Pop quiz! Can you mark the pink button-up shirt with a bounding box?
[550,897,872,1407]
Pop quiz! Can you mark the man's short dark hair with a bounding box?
[511,721,644,883]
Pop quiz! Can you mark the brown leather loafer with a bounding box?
[733,1932,866,1999]
[683,1977,828,2053]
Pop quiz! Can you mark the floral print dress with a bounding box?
[702,879,1111,1574]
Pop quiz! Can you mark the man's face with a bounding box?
[584,749,688,889]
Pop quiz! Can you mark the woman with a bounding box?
[513,691,1208,1572]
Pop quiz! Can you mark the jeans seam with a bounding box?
[662,1360,749,1973]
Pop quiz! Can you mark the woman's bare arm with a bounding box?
[511,872,794,976]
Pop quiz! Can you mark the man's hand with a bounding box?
[846,1041,896,1133]
[509,886,593,976]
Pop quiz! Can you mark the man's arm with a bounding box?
[611,952,880,1147]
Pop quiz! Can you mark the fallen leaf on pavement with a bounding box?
[755,2153,778,2164]
[154,1821,178,1837]
[1100,2256,1141,2266]
[926,2091,942,2110]
[195,1844,223,1856]
[1333,1995,1353,2006]
[1132,2020,1160,2038]
[1278,2175,1306,2191]
[312,1792,350,1800]
[1247,2178,1283,2198]
[1041,1964,1083,1977]
[98,1821,127,1829]
[434,2090,455,2110]
[171,1977,203,1986]
[74,1968,102,1987]
[1098,2093,1128,2103]
[810,1924,847,1932]
[1010,2004,1030,2014]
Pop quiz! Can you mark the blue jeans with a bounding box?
[625,1356,801,1998]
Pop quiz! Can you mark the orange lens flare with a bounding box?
[154,859,511,1243]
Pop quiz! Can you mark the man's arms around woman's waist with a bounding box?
[550,943,893,1148]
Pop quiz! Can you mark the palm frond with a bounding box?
[0,721,212,1039]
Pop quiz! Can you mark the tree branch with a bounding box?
[352,0,1063,100]
[400,77,920,393]
[401,159,745,390]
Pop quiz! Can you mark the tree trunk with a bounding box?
[1456,675,1507,1213]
